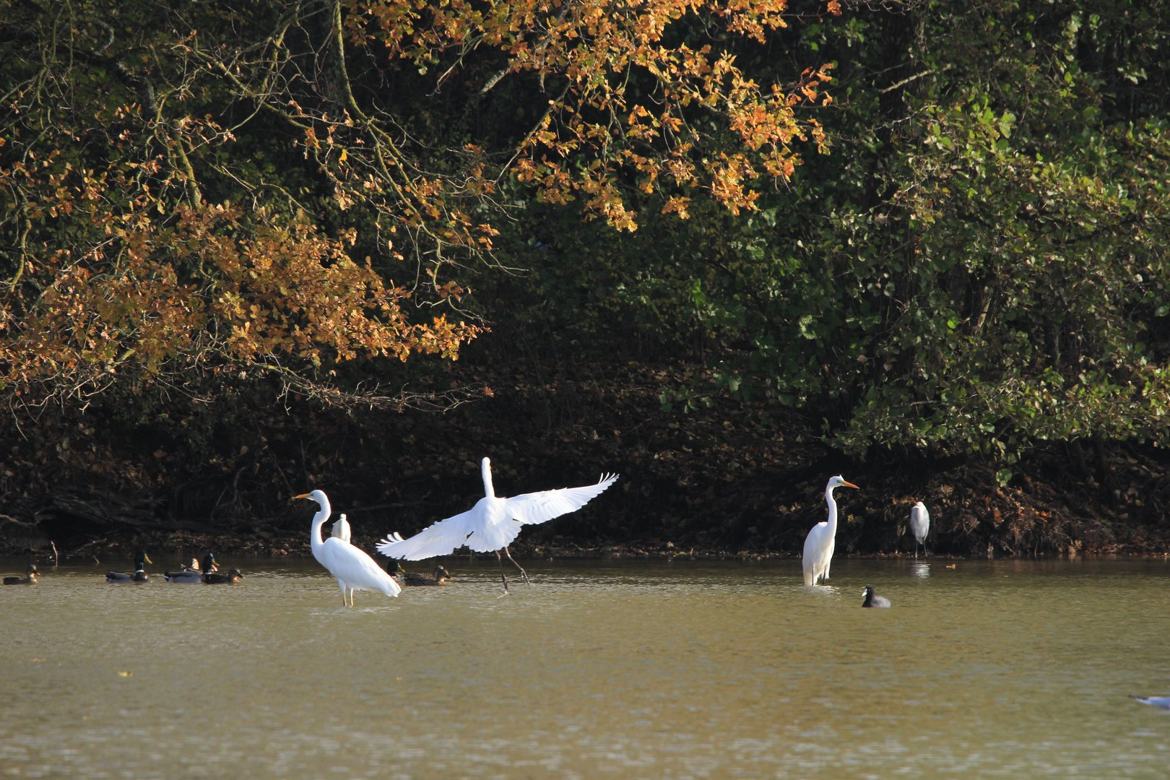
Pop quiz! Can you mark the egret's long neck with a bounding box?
[481,459,495,499]
[825,486,839,536]
[309,497,332,556]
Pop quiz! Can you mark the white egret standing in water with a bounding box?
[331,512,351,543]
[801,475,860,586]
[378,457,618,587]
[294,490,401,607]
[909,501,930,558]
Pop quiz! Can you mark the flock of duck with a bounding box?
[1,458,932,611]
[104,552,245,584]
[1,547,451,590]
[1,552,246,587]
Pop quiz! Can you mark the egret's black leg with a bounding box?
[503,546,529,584]
[496,550,509,594]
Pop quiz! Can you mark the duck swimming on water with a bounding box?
[392,562,451,586]
[164,553,217,583]
[107,552,152,583]
[164,558,202,583]
[161,551,214,582]
[3,564,39,585]
[202,568,243,584]
[861,585,891,608]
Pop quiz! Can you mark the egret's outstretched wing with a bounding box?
[505,473,619,526]
[376,507,480,561]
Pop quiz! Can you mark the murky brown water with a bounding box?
[1,557,1168,778]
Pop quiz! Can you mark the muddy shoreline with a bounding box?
[6,530,1170,569]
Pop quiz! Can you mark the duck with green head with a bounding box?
[3,563,39,585]
[164,558,203,583]
[202,568,243,584]
[106,551,152,583]
[165,553,217,583]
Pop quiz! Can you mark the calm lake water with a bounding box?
[1,556,1168,778]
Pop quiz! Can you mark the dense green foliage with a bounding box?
[491,0,1170,468]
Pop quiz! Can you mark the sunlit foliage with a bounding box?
[0,0,833,409]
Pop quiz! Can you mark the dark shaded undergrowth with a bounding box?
[2,359,1168,566]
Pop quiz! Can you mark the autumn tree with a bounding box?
[0,0,834,411]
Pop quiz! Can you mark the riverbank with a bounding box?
[2,363,1168,563]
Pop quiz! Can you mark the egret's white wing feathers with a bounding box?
[507,473,620,526]
[802,522,833,586]
[320,537,402,596]
[377,507,480,560]
[909,503,930,542]
[377,471,620,561]
[298,488,400,605]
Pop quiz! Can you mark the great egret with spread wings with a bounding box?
[801,475,860,586]
[294,490,401,607]
[378,457,618,587]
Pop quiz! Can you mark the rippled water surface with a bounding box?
[2,556,1169,778]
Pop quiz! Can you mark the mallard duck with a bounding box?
[392,562,452,586]
[202,568,243,584]
[165,553,218,583]
[106,552,152,583]
[861,585,891,608]
[164,558,204,583]
[3,563,39,585]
